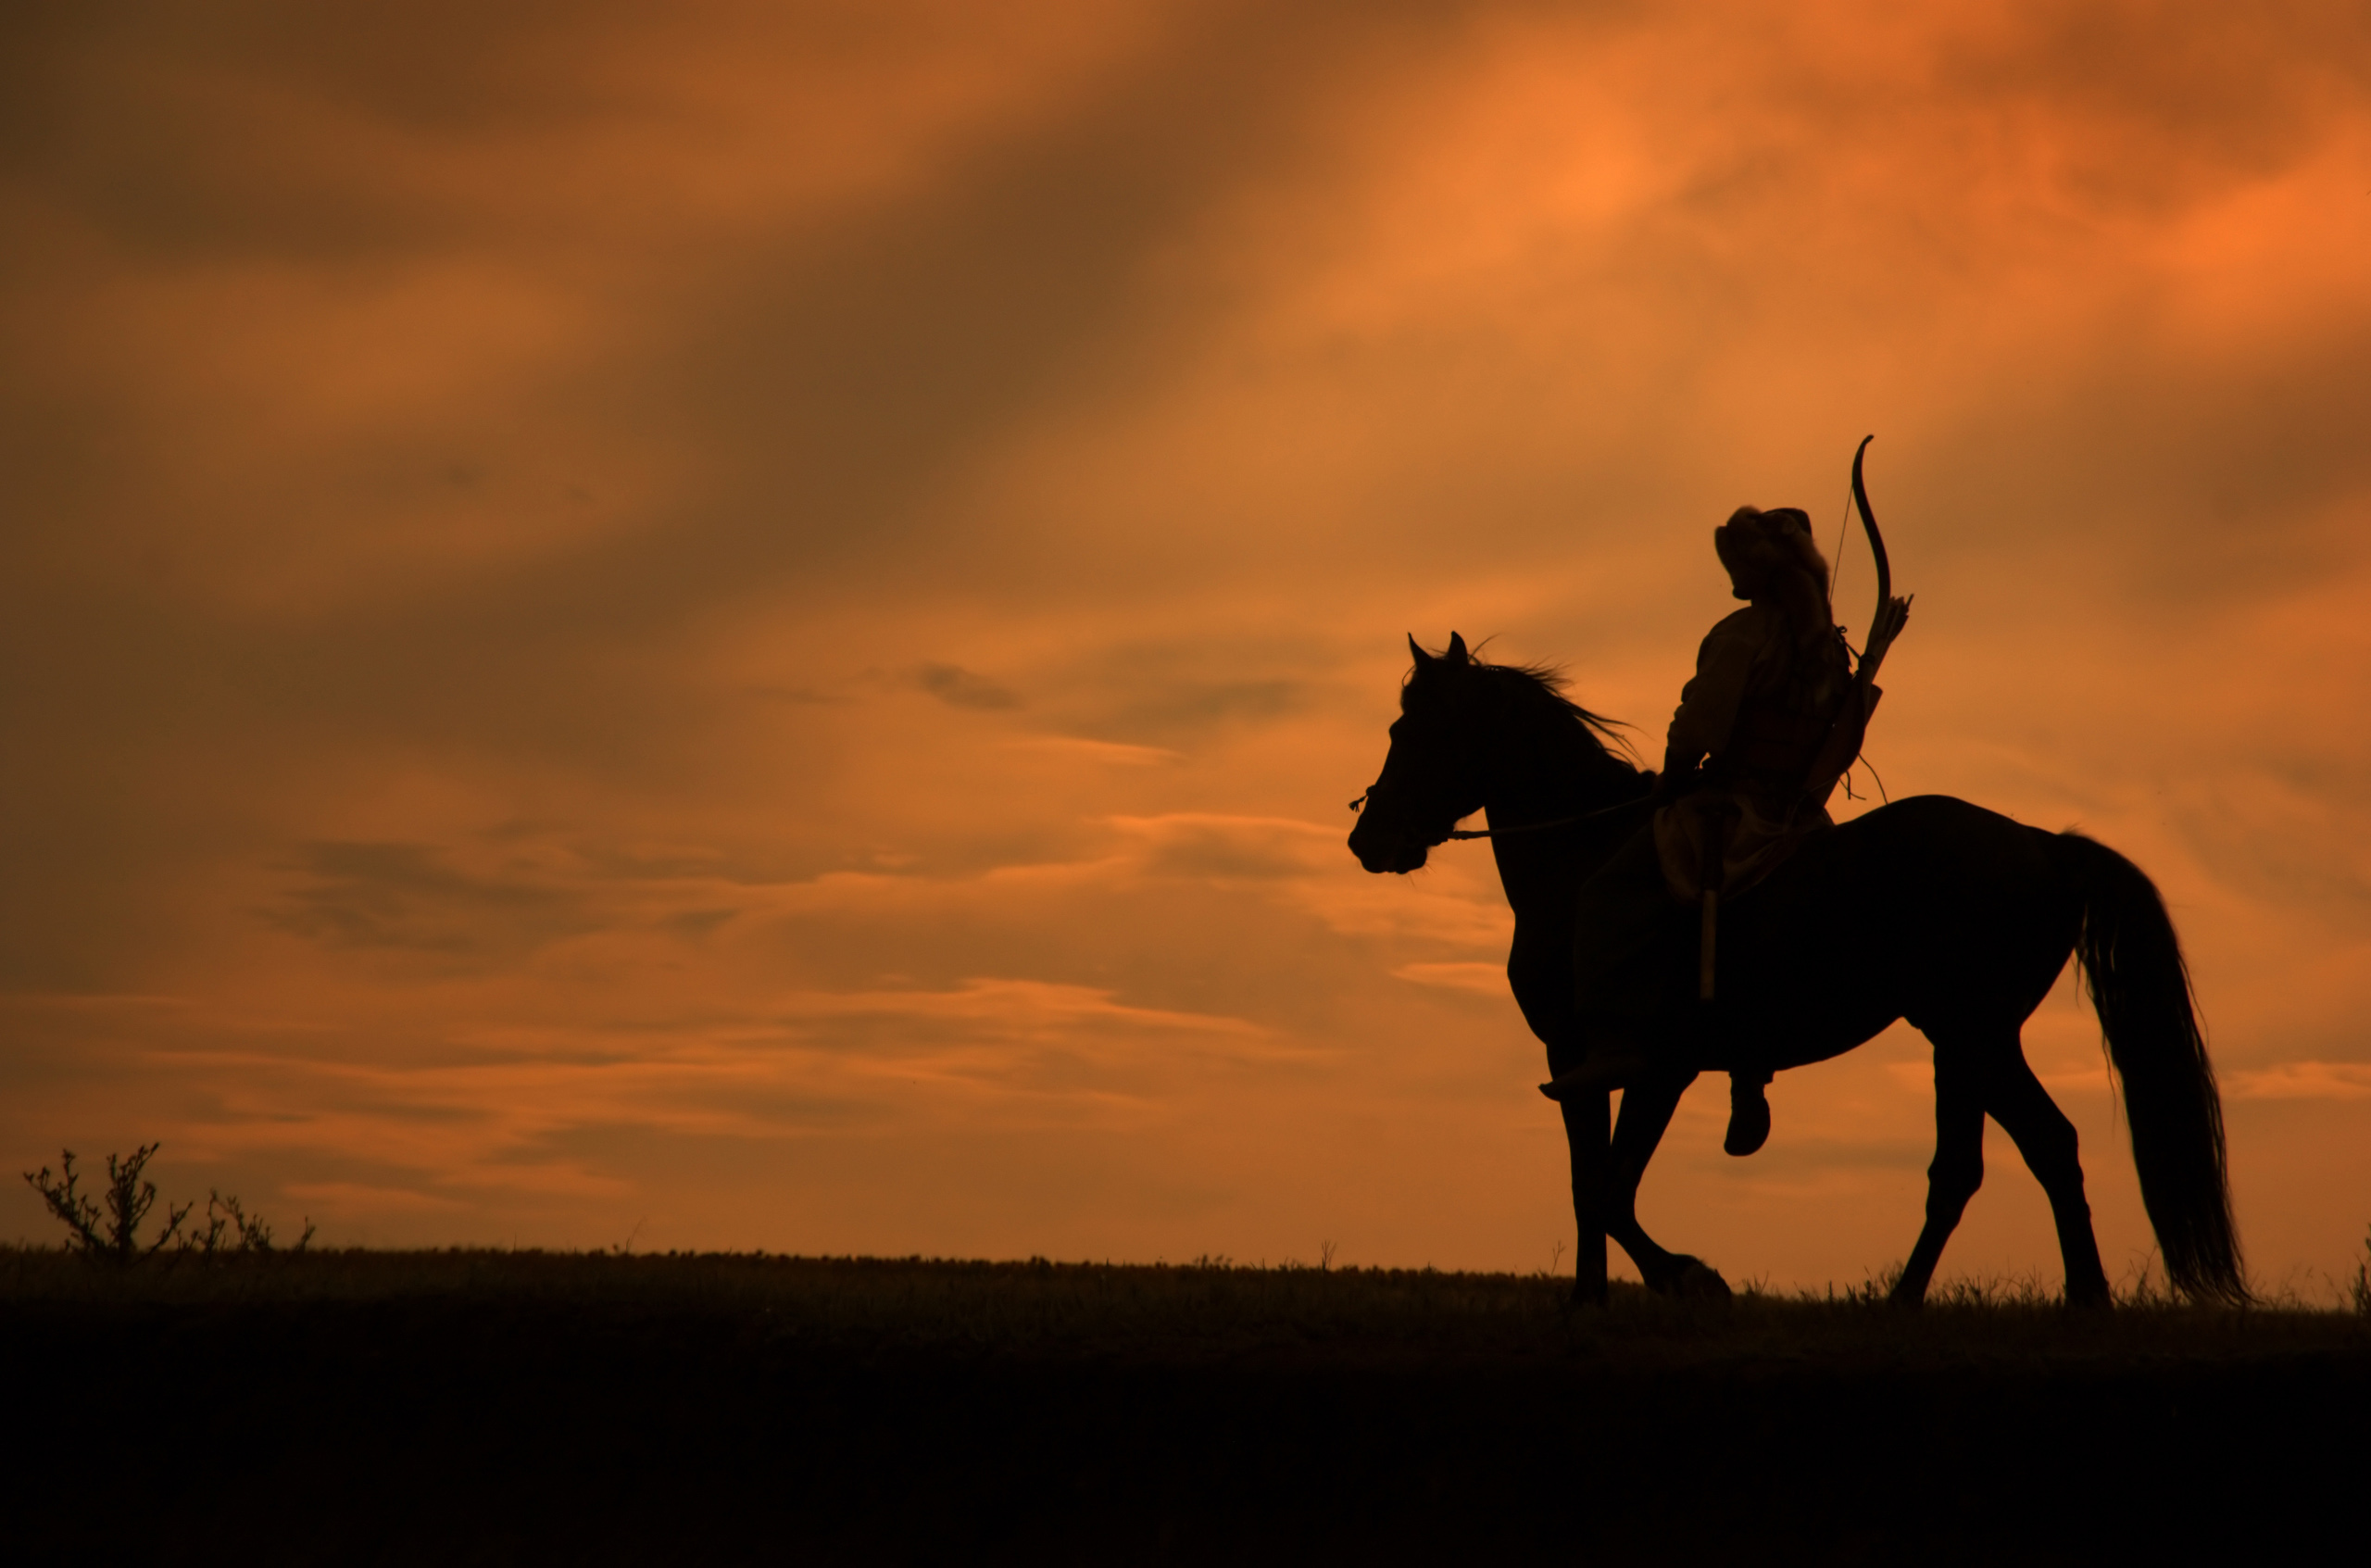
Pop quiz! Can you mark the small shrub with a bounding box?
[22,1146,191,1264]
[182,1190,317,1256]
[21,1146,311,1263]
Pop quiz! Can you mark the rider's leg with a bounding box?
[1540,825,1683,1099]
[1723,1069,1774,1157]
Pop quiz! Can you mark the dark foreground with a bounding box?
[6,1250,2365,1564]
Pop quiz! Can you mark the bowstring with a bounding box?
[1831,464,1864,804]
[1830,476,1855,654]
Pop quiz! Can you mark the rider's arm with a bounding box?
[1666,608,1771,771]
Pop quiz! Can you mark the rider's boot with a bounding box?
[1723,1071,1772,1156]
[1537,1037,1650,1100]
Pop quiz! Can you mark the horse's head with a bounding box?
[1348,632,1492,875]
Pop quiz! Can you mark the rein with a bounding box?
[1349,784,1653,841]
[1446,795,1654,840]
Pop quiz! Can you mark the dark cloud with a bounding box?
[1934,2,2371,207]
[910,663,1022,710]
[661,909,739,940]
[265,841,602,960]
[1095,678,1307,743]
[1035,635,1329,746]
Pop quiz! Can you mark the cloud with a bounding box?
[265,841,605,960]
[281,1182,465,1216]
[772,975,1268,1054]
[1107,813,1336,881]
[1004,735,1182,767]
[2224,1061,2371,1101]
[908,663,1022,710]
[1392,962,1506,994]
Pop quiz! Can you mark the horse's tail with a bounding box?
[2054,832,2246,1304]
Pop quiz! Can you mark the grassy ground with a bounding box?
[6,1248,2365,1562]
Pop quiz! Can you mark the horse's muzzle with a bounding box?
[1349,824,1429,875]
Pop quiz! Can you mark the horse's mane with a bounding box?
[1404,645,1643,769]
[1497,659,1639,761]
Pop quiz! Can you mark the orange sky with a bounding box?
[6,1,2369,1295]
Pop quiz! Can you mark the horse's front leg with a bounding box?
[1607,1068,1730,1298]
[1559,1089,1612,1306]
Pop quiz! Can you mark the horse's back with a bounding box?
[1725,795,2081,1066]
[1838,796,2079,971]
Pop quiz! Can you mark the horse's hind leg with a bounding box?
[1985,1047,2112,1306]
[1892,1045,1985,1307]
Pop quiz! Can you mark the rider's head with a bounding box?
[1714,506,1827,607]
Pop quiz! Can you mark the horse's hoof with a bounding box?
[1673,1260,1732,1301]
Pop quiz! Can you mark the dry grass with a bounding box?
[7,1245,2364,1562]
[1,1244,2359,1372]
[2353,1224,2371,1318]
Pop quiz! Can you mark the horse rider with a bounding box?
[1541,505,1854,1154]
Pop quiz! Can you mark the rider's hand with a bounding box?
[1655,745,1703,803]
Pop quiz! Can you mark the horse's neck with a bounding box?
[1481,712,1636,923]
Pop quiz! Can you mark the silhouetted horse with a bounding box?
[1348,634,2244,1307]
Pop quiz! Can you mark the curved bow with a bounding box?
[1850,433,1911,683]
[1800,436,1912,801]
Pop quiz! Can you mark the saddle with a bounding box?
[1653,681,1883,1002]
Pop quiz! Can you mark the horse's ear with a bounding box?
[1447,631,1469,663]
[1408,633,1429,667]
